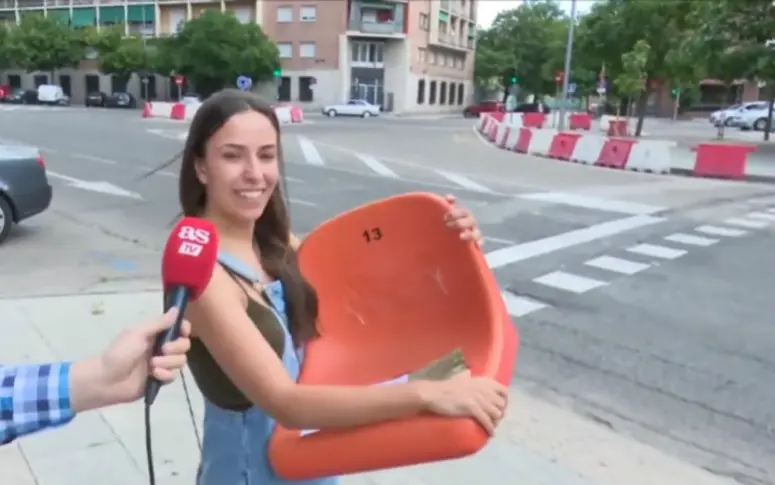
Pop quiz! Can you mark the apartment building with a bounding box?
[0,0,478,113]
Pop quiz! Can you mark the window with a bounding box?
[419,13,429,30]
[429,81,437,105]
[417,79,425,104]
[440,54,447,67]
[299,76,315,102]
[299,42,316,58]
[457,83,465,105]
[351,41,384,64]
[276,6,292,22]
[277,42,293,59]
[300,5,316,22]
[440,81,447,104]
[278,77,291,102]
[429,52,436,64]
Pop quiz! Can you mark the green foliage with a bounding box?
[157,11,279,96]
[473,1,570,96]
[90,26,150,90]
[614,40,649,97]
[5,13,85,73]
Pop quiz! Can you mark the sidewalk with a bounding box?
[0,288,736,485]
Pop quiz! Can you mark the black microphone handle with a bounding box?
[144,286,190,405]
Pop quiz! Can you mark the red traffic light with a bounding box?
[555,71,564,83]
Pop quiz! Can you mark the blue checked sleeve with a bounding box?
[0,363,75,445]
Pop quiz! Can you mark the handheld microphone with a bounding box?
[144,217,219,406]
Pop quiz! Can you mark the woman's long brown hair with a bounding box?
[177,89,319,346]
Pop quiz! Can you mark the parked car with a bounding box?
[710,101,769,127]
[37,84,70,106]
[322,99,381,118]
[511,102,551,114]
[105,92,137,109]
[463,100,504,118]
[0,144,52,244]
[738,103,775,131]
[85,91,107,107]
[5,88,38,104]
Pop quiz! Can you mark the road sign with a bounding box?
[568,82,576,94]
[174,75,184,86]
[236,75,252,90]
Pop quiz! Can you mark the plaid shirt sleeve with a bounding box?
[0,363,75,446]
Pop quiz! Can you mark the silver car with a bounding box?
[0,144,53,243]
[322,100,381,118]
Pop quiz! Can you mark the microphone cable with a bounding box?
[143,156,292,485]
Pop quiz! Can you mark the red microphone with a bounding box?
[144,217,220,405]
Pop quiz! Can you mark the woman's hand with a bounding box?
[443,194,482,246]
[419,371,508,435]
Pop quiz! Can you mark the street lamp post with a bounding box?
[557,0,577,131]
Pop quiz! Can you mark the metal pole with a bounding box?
[557,0,577,131]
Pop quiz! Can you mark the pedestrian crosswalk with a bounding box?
[498,204,775,319]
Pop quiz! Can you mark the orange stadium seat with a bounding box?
[269,192,518,480]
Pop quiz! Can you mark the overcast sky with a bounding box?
[476,1,597,28]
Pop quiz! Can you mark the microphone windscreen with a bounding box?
[161,217,220,300]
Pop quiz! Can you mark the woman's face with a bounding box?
[195,110,280,223]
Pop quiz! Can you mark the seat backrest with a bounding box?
[298,192,503,378]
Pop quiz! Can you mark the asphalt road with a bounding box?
[2,106,775,484]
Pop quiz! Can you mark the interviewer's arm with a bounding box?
[189,267,429,430]
[0,363,77,445]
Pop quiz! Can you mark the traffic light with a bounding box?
[273,68,282,77]
[671,88,679,97]
[510,76,518,84]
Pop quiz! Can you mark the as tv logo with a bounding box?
[178,241,203,256]
[178,226,210,244]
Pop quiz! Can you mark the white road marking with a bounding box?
[290,198,316,207]
[501,291,547,317]
[745,211,775,222]
[297,137,324,166]
[483,236,516,245]
[355,153,399,178]
[627,243,687,260]
[664,233,718,247]
[585,255,650,275]
[486,215,665,269]
[435,170,493,193]
[695,225,748,237]
[723,217,769,229]
[519,192,665,216]
[534,271,608,294]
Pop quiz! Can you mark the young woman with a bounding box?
[180,89,509,485]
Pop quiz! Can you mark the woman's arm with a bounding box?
[188,266,429,430]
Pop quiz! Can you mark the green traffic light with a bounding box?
[510,77,517,84]
[273,69,282,77]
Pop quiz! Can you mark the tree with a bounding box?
[5,13,84,76]
[89,26,150,91]
[614,39,650,124]
[574,0,697,134]
[693,1,775,140]
[158,11,279,97]
[473,1,568,101]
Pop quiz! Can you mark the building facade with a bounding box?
[0,0,478,113]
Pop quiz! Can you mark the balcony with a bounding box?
[432,33,472,51]
[347,0,405,37]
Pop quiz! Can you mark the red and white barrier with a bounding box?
[476,113,672,174]
[274,104,304,125]
[142,101,200,121]
[142,101,305,125]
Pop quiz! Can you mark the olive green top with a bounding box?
[186,264,286,411]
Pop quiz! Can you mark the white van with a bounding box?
[37,84,70,106]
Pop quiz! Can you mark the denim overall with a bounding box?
[196,251,339,485]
